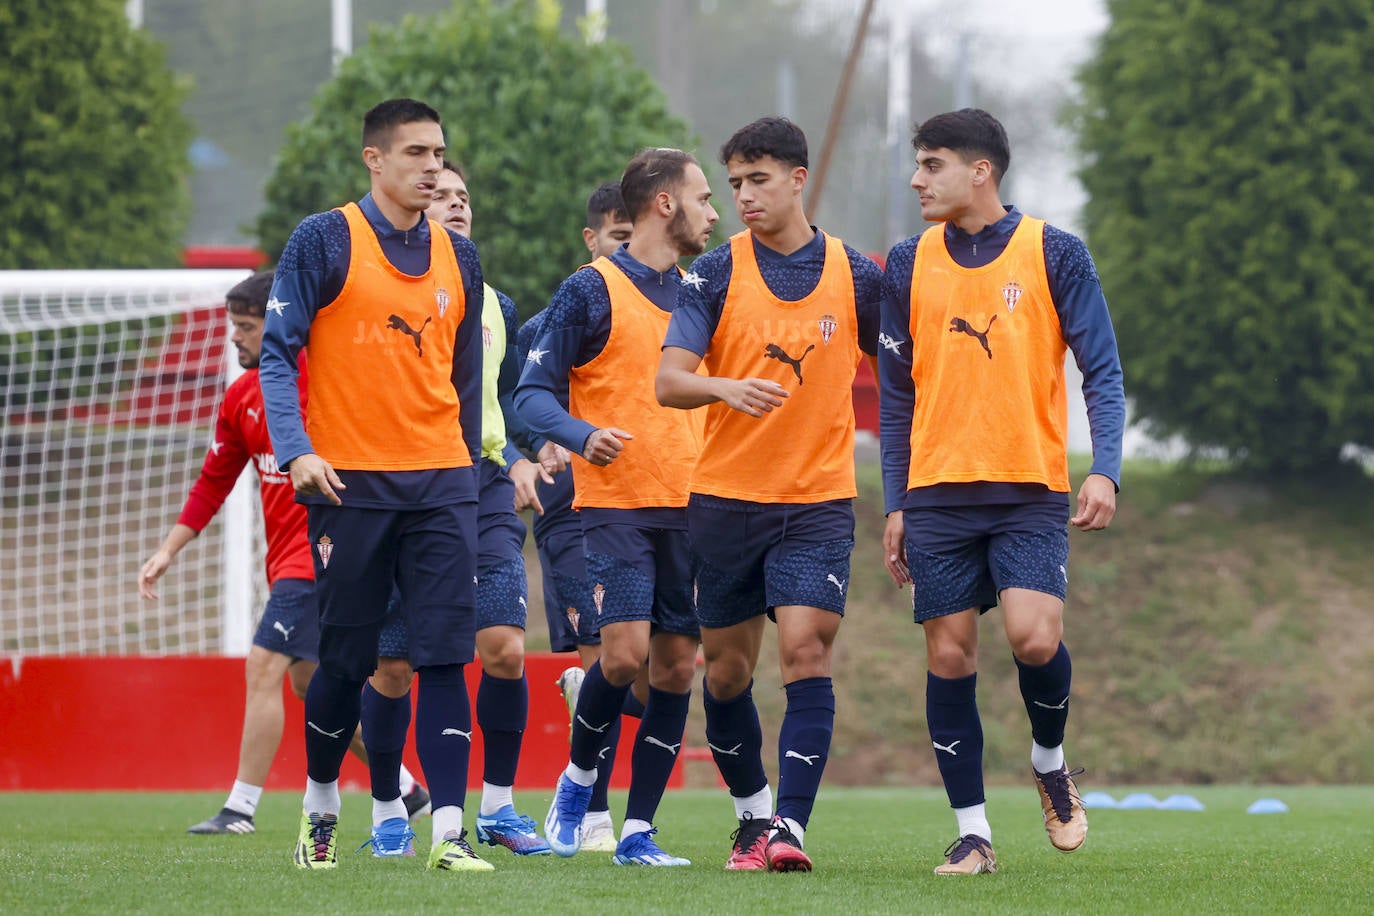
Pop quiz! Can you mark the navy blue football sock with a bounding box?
[570,660,629,771]
[1016,642,1072,751]
[621,689,646,719]
[590,715,623,811]
[702,679,768,798]
[775,676,835,828]
[360,680,410,802]
[624,686,690,824]
[927,671,984,809]
[413,663,471,812]
[303,666,365,785]
[476,671,527,789]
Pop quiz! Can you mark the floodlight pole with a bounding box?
[806,0,878,222]
[332,0,353,72]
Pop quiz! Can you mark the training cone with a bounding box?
[1246,798,1288,814]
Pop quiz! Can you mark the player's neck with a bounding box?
[750,212,814,257]
[625,231,682,274]
[949,196,1008,236]
[371,188,425,235]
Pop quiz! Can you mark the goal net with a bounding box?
[1,270,267,656]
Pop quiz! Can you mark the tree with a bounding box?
[1075,0,1374,473]
[256,0,694,316]
[0,0,193,268]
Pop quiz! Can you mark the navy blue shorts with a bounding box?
[688,497,855,629]
[375,463,528,660]
[537,526,599,653]
[476,459,528,629]
[308,501,477,680]
[583,521,698,638]
[902,502,1070,622]
[250,577,319,662]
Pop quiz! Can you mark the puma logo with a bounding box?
[388,314,432,356]
[784,750,821,766]
[932,739,961,756]
[576,715,611,734]
[273,621,294,639]
[826,574,846,592]
[643,736,682,754]
[306,721,345,739]
[707,741,742,757]
[763,343,815,384]
[245,407,261,422]
[948,315,997,359]
[1033,697,1069,710]
[440,728,472,739]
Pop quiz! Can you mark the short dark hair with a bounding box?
[911,108,1011,184]
[362,98,441,151]
[225,270,275,318]
[441,158,467,181]
[620,148,699,222]
[720,117,808,170]
[585,181,629,230]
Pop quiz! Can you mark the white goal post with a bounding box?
[1,270,267,656]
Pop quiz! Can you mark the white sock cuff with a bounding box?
[621,818,652,840]
[372,796,407,827]
[431,805,464,844]
[479,782,514,817]
[303,778,341,816]
[732,785,773,822]
[564,762,597,786]
[953,803,991,843]
[1032,741,1066,774]
[226,780,263,816]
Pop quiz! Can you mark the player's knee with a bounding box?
[925,640,977,679]
[1011,632,1061,667]
[704,657,752,700]
[372,656,415,697]
[778,639,830,680]
[598,646,643,686]
[650,653,696,693]
[478,633,524,678]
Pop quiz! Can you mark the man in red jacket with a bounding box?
[138,270,427,835]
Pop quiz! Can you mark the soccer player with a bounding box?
[137,270,428,836]
[517,181,644,853]
[359,159,551,859]
[877,108,1125,875]
[516,147,717,866]
[655,117,883,873]
[259,98,489,872]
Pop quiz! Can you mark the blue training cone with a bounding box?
[1081,791,1118,809]
[1246,798,1288,814]
[1159,794,1205,811]
[1117,792,1162,810]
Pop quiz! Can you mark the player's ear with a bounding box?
[362,145,382,173]
[582,227,596,255]
[791,166,808,192]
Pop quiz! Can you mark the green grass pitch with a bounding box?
[2,787,1369,914]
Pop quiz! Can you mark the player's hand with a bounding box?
[508,457,546,515]
[138,551,172,601]
[1071,473,1117,531]
[882,511,910,587]
[537,440,570,476]
[582,428,632,467]
[715,377,788,417]
[289,453,345,506]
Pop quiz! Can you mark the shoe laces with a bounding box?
[1040,766,1086,822]
[356,820,414,854]
[730,813,770,851]
[766,817,802,849]
[942,834,992,864]
[442,829,481,858]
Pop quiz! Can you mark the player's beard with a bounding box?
[237,350,260,370]
[668,204,707,257]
